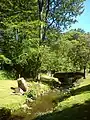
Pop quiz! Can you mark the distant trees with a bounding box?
[40,30,90,72]
[67,30,90,71]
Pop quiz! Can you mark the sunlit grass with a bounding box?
[55,74,90,111]
[1,73,90,120]
[0,78,51,110]
[0,80,26,110]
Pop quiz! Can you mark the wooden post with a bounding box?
[84,66,86,79]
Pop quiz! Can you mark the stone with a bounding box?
[53,72,85,84]
[17,77,28,92]
[11,87,24,95]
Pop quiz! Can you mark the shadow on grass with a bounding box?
[33,100,90,120]
[9,115,24,120]
[55,84,90,104]
[71,84,90,96]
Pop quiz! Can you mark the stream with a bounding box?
[24,90,60,120]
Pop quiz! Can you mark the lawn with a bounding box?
[0,80,26,110]
[55,74,90,111]
[0,78,51,111]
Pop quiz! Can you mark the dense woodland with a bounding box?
[0,0,90,79]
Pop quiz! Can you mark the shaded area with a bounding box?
[53,72,85,80]
[34,100,90,120]
[54,84,90,104]
[71,84,90,96]
[40,76,61,89]
[53,92,71,104]
[9,115,24,120]
[0,107,11,120]
[53,72,85,85]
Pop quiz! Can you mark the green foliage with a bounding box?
[40,46,56,71]
[0,0,86,79]
[0,54,11,64]
[38,0,85,30]
[26,90,36,99]
[0,70,15,80]
[40,29,90,72]
[67,31,90,70]
[0,0,40,78]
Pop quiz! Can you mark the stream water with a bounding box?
[24,90,60,120]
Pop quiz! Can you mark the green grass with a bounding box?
[0,78,51,111]
[34,74,90,120]
[1,73,90,120]
[55,76,90,111]
[0,80,26,110]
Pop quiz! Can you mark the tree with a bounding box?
[38,0,85,41]
[66,30,90,71]
[0,0,86,78]
[0,0,40,78]
[41,29,90,73]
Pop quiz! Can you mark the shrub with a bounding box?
[26,90,36,100]
[0,70,15,80]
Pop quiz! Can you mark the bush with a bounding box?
[26,90,36,100]
[0,70,15,80]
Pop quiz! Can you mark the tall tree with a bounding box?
[0,0,86,78]
[38,0,85,41]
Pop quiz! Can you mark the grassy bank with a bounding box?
[0,80,26,110]
[35,74,90,120]
[1,72,90,120]
[55,74,90,111]
[0,78,51,110]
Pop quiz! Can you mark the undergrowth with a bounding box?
[0,70,15,80]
